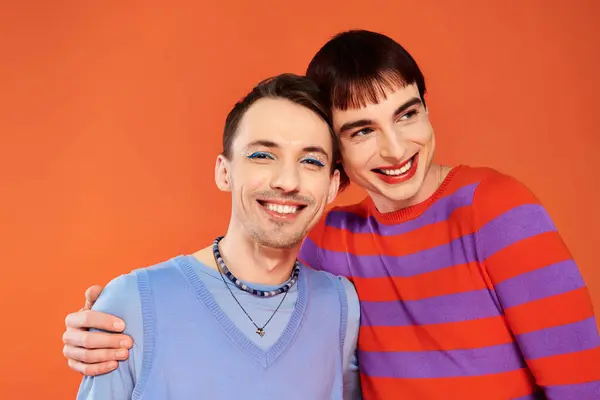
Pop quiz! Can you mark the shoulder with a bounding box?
[459,167,554,235]
[91,271,140,319]
[306,201,371,241]
[299,201,369,262]
[455,166,541,223]
[323,200,372,229]
[92,257,180,319]
[302,266,359,317]
[459,166,539,203]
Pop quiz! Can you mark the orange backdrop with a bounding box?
[1,1,599,398]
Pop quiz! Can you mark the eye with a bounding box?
[350,127,374,138]
[398,109,419,121]
[247,151,274,160]
[301,158,325,168]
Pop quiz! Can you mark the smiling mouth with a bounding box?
[257,200,307,216]
[372,153,418,176]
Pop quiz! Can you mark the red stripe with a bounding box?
[352,261,488,301]
[319,205,474,257]
[359,315,513,352]
[484,231,573,284]
[504,287,595,335]
[527,346,600,386]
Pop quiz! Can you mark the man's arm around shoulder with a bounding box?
[76,272,143,400]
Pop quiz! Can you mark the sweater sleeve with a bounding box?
[473,171,600,398]
[76,271,143,400]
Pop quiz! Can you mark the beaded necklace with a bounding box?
[212,236,300,337]
[212,236,299,297]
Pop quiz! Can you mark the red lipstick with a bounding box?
[373,153,419,185]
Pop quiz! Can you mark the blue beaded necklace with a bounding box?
[212,236,300,297]
[212,236,300,337]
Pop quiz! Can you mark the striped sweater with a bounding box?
[299,165,600,399]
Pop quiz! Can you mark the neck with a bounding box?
[216,229,300,286]
[369,163,446,213]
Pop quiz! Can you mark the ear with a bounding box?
[326,169,340,204]
[215,154,232,192]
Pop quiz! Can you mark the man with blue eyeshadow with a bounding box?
[74,73,361,400]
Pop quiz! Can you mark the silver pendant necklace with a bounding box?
[213,238,296,337]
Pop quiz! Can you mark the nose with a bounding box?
[377,127,407,163]
[270,163,301,193]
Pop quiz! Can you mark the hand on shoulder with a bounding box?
[62,274,137,376]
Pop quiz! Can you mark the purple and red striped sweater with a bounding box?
[299,165,600,399]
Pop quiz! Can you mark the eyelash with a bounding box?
[302,158,325,167]
[247,152,325,168]
[350,109,420,138]
[248,151,274,160]
[351,127,374,138]
[401,110,419,120]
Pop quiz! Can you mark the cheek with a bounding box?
[303,172,333,203]
[243,164,272,183]
[412,122,434,146]
[341,140,376,171]
[232,167,270,198]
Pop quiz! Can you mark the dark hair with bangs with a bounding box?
[306,29,427,111]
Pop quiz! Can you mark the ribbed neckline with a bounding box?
[187,254,296,292]
[175,255,308,369]
[366,165,463,224]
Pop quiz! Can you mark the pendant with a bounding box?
[256,328,265,337]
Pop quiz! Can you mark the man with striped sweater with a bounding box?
[63,30,600,399]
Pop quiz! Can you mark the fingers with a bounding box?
[84,285,104,310]
[64,285,130,377]
[63,344,129,364]
[67,358,119,376]
[63,327,133,350]
[65,310,125,332]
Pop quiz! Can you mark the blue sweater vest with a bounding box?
[131,257,349,399]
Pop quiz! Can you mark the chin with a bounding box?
[367,172,427,206]
[252,230,305,249]
[262,238,302,249]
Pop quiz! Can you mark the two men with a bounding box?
[73,74,361,399]
[65,30,600,399]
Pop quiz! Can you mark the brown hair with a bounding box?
[222,73,350,191]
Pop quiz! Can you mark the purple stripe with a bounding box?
[359,342,526,378]
[545,380,600,399]
[516,317,600,360]
[298,237,323,271]
[326,183,478,235]
[478,204,556,259]
[320,234,478,278]
[495,260,585,308]
[360,289,501,326]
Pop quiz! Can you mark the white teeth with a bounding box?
[381,159,413,176]
[264,203,299,214]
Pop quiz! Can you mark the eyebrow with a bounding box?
[246,140,279,149]
[338,97,423,134]
[302,146,329,160]
[245,140,329,160]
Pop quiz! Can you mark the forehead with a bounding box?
[234,97,332,153]
[331,84,421,130]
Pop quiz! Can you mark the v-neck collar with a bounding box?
[175,255,309,369]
